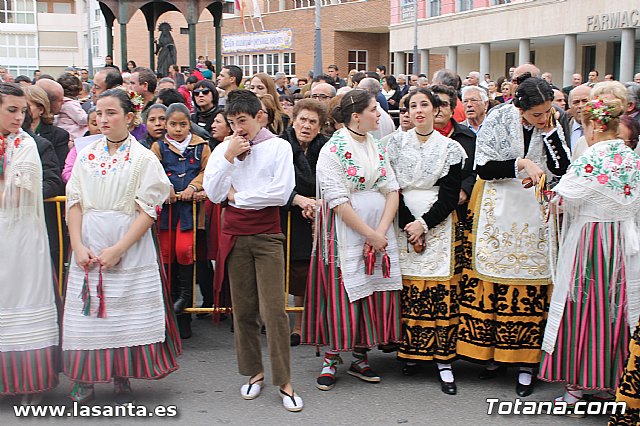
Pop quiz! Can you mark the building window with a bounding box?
[282,52,295,76]
[222,0,235,14]
[505,52,516,79]
[491,0,511,5]
[0,33,37,58]
[94,8,101,21]
[389,52,395,76]
[429,0,440,17]
[0,0,36,24]
[36,0,75,14]
[348,50,367,72]
[459,0,472,12]
[265,53,280,75]
[223,53,295,77]
[91,29,99,58]
[406,52,414,75]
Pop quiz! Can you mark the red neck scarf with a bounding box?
[435,120,454,137]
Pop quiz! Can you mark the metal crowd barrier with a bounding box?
[44,197,305,314]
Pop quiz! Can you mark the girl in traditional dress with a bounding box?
[388,88,466,395]
[0,83,60,405]
[63,89,180,404]
[539,96,640,410]
[302,89,403,391]
[457,77,571,396]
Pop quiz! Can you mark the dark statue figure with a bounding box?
[155,22,177,77]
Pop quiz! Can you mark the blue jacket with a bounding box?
[152,134,210,231]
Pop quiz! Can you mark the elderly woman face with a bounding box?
[293,108,321,145]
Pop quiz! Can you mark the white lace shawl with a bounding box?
[387,129,467,190]
[475,104,569,178]
[1,130,44,229]
[543,140,640,353]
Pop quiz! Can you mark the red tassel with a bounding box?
[81,267,91,316]
[382,250,391,278]
[97,265,107,318]
[365,246,376,275]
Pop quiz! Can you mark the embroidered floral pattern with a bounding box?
[328,132,387,191]
[572,140,640,197]
[81,139,132,178]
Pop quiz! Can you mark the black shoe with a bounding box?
[316,374,336,391]
[378,343,400,353]
[438,367,457,395]
[290,333,301,347]
[440,379,457,395]
[479,366,506,380]
[402,362,421,376]
[177,314,192,339]
[516,370,535,397]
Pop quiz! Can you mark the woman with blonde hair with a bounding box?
[249,74,290,129]
[22,84,69,171]
[258,93,286,135]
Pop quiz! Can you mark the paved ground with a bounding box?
[0,316,611,425]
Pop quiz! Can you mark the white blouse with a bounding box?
[66,135,170,219]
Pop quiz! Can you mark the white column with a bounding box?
[279,0,286,11]
[563,34,577,88]
[518,39,530,65]
[420,48,429,78]
[620,28,635,83]
[446,46,457,72]
[395,52,406,76]
[479,43,490,78]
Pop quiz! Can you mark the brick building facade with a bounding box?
[112,0,441,80]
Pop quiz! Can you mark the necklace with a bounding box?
[415,129,434,138]
[106,135,129,145]
[347,127,366,137]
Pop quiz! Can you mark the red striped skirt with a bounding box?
[301,211,402,351]
[539,222,630,390]
[63,230,182,383]
[0,346,59,395]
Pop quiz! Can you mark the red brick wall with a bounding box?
[114,1,390,79]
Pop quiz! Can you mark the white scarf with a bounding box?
[166,133,192,154]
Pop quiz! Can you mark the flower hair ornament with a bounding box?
[583,97,619,132]
[128,91,145,113]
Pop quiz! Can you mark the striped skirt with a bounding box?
[302,213,402,352]
[63,231,182,383]
[609,321,640,425]
[0,347,59,395]
[540,222,630,391]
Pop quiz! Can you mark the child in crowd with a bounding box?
[203,90,303,412]
[55,73,88,143]
[151,103,211,340]
[63,89,179,404]
[62,108,101,183]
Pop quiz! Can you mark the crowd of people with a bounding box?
[1,57,640,423]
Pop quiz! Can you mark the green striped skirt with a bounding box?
[539,222,630,390]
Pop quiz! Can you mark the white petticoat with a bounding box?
[62,210,165,351]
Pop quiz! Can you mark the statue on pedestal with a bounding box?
[155,22,177,77]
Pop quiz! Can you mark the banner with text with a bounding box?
[222,29,293,54]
